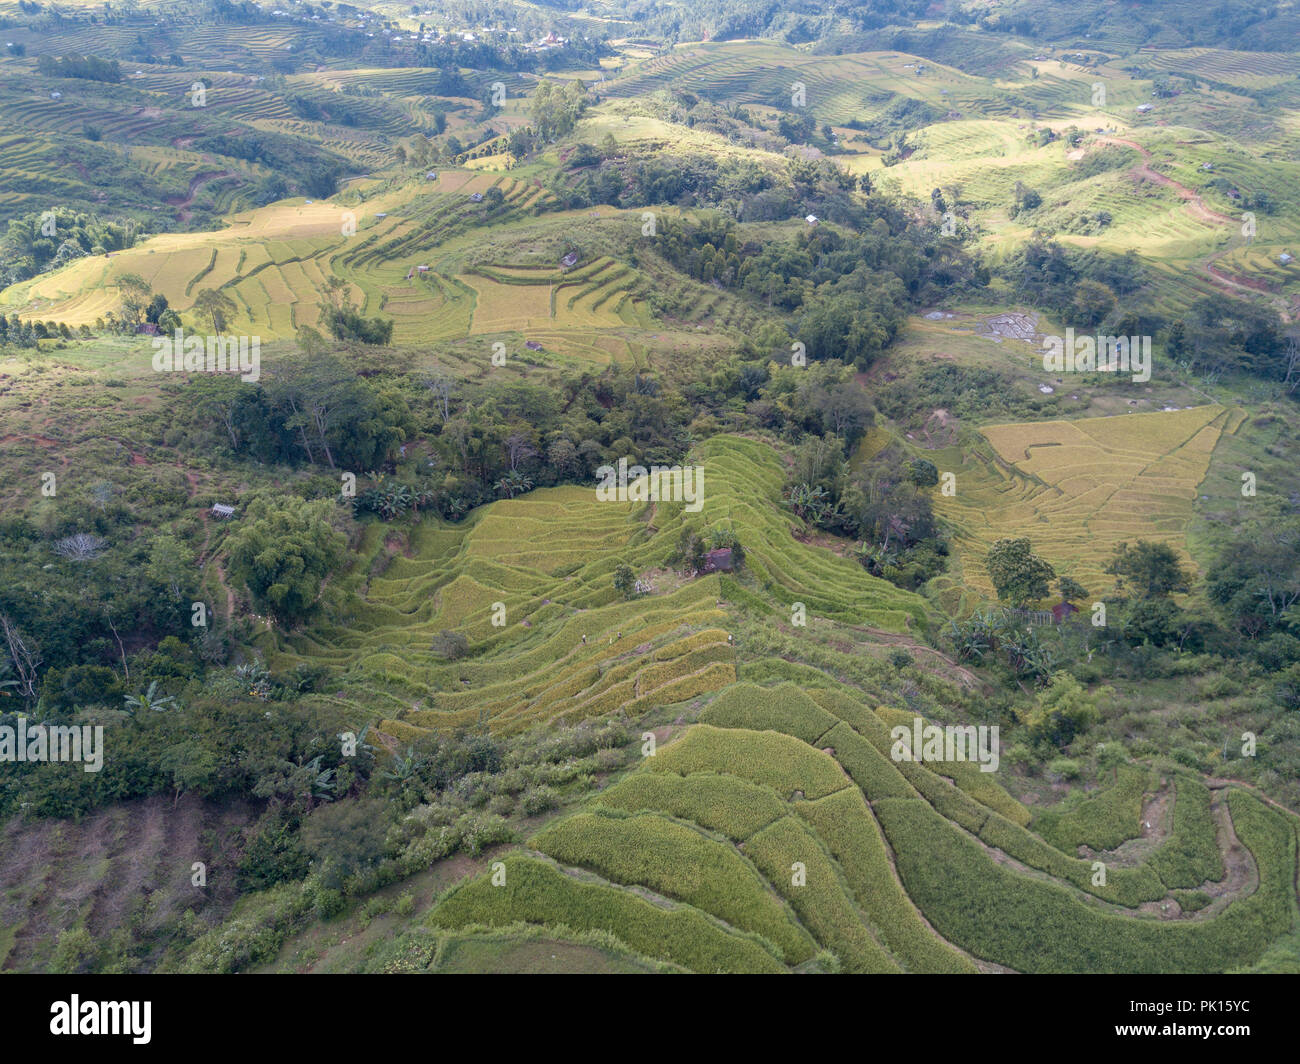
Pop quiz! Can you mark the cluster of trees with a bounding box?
[408,35,609,75]
[194,132,347,200]
[0,315,88,346]
[965,527,1300,698]
[1003,240,1298,388]
[1003,239,1148,328]
[648,207,979,370]
[181,343,414,471]
[547,140,900,236]
[225,496,347,625]
[616,0,934,45]
[782,430,948,591]
[0,208,140,286]
[36,53,121,81]
[1167,295,1294,385]
[529,78,588,143]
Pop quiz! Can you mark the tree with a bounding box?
[145,292,169,325]
[613,563,636,599]
[424,366,455,423]
[115,272,151,328]
[530,78,587,142]
[301,798,389,889]
[988,537,1056,607]
[124,680,176,714]
[1056,576,1088,604]
[1012,181,1042,215]
[1106,540,1191,599]
[906,458,939,489]
[186,374,249,450]
[789,433,846,495]
[192,287,237,335]
[1022,672,1107,749]
[160,740,218,808]
[0,611,41,704]
[224,496,347,625]
[494,469,533,498]
[1207,520,1300,636]
[1072,279,1116,326]
[147,535,196,602]
[322,303,393,345]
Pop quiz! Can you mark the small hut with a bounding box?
[702,548,734,573]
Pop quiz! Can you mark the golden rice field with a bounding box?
[931,405,1246,606]
[0,167,654,349]
[259,435,929,737]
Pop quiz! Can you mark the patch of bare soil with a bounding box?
[920,407,957,449]
[1,796,254,971]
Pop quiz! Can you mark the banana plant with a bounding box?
[123,681,177,715]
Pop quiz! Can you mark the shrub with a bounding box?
[1049,758,1081,780]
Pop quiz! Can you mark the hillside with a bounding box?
[0,0,1298,985]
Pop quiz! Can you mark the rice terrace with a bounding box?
[0,0,1299,1013]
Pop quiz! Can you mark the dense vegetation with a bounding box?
[0,0,1297,977]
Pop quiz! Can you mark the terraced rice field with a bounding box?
[430,678,1297,973]
[0,173,635,344]
[604,44,986,127]
[931,406,1245,604]
[258,435,928,736]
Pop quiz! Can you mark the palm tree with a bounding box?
[303,754,336,803]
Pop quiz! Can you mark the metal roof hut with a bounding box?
[702,547,734,573]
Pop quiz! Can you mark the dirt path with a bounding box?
[166,170,234,224]
[183,464,236,621]
[1097,136,1291,321]
[1097,136,1237,226]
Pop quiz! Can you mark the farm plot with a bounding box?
[255,435,927,734]
[933,406,1239,601]
[430,674,1294,972]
